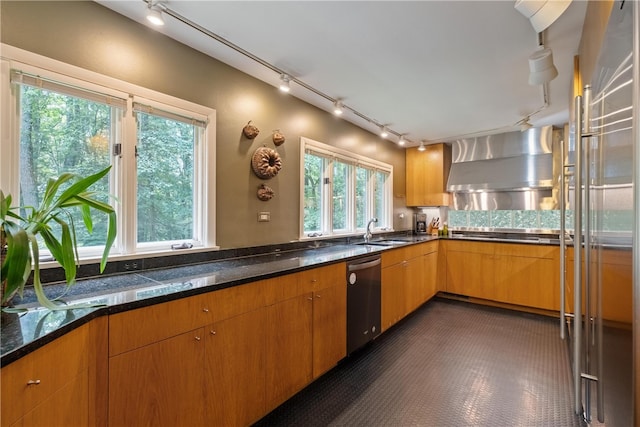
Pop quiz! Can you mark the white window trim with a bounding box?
[299,136,393,240]
[0,44,217,266]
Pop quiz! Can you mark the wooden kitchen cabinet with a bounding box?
[206,308,267,427]
[445,240,495,299]
[381,244,436,332]
[265,293,313,411]
[1,319,106,427]
[381,260,406,331]
[312,282,347,379]
[446,240,560,311]
[566,247,632,324]
[406,143,452,207]
[108,328,206,427]
[494,244,559,310]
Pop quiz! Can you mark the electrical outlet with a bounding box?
[123,261,141,271]
[258,212,270,222]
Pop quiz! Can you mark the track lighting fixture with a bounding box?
[528,47,558,85]
[146,1,165,26]
[279,74,291,93]
[519,116,533,132]
[143,2,413,148]
[333,100,344,116]
[418,141,426,152]
[514,0,572,34]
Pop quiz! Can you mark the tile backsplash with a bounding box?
[450,209,632,232]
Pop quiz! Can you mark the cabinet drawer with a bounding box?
[494,242,558,259]
[382,245,423,268]
[445,240,494,254]
[297,262,344,293]
[420,241,438,255]
[109,293,212,356]
[1,324,90,427]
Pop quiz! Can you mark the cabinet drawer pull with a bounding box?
[27,380,41,386]
[210,330,216,335]
[194,336,201,341]
[202,308,210,313]
[307,297,313,301]
[316,294,321,299]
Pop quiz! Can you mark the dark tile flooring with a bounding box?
[255,298,584,427]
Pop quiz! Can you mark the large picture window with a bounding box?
[1,52,216,261]
[301,137,393,238]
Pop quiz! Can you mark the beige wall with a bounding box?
[1,1,409,249]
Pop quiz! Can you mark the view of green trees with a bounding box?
[18,85,196,249]
[19,85,112,247]
[136,112,194,243]
[303,151,389,235]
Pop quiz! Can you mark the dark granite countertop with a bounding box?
[1,235,439,366]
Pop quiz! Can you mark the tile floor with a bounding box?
[255,298,584,427]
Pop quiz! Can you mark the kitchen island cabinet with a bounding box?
[406,143,452,207]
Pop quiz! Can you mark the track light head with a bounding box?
[380,126,389,138]
[418,141,426,152]
[279,74,291,92]
[398,135,406,146]
[146,1,165,26]
[333,100,344,116]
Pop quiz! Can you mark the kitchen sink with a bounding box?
[356,239,410,246]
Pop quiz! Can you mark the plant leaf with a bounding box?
[100,210,117,273]
[1,221,31,304]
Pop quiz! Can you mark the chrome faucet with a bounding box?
[364,217,378,243]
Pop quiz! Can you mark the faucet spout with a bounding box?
[364,217,378,242]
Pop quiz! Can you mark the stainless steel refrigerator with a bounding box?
[562,1,638,424]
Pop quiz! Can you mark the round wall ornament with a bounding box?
[251,146,282,179]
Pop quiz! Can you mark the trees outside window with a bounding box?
[3,61,215,259]
[301,137,392,238]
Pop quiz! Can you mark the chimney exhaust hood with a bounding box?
[447,126,560,210]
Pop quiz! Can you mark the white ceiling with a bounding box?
[96,0,588,146]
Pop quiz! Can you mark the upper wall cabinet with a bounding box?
[406,143,452,207]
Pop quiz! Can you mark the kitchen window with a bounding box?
[1,52,216,260]
[301,137,392,238]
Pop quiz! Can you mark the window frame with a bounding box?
[0,44,217,264]
[299,137,393,239]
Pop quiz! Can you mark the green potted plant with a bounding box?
[1,166,116,311]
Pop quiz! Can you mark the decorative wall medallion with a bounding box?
[257,184,275,201]
[272,129,286,146]
[251,146,282,179]
[242,121,260,139]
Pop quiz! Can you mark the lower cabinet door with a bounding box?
[265,294,313,411]
[312,283,347,379]
[108,328,206,427]
[13,372,89,427]
[205,308,267,427]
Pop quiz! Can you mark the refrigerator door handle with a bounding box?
[573,93,583,417]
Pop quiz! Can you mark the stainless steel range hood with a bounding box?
[447,126,561,210]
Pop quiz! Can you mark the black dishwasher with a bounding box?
[346,255,382,354]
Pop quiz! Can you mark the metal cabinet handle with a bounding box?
[210,330,216,335]
[202,308,210,313]
[194,336,201,341]
[27,379,41,386]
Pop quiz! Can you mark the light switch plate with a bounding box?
[258,212,270,222]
